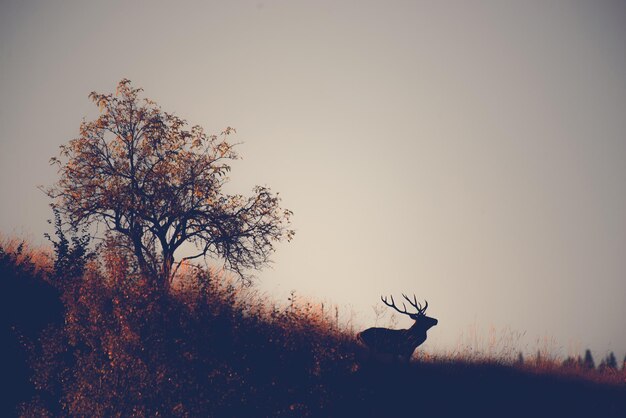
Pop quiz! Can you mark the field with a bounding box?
[3,238,625,417]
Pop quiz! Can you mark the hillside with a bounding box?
[2,239,625,417]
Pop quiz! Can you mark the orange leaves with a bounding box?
[217,141,232,158]
[115,78,132,96]
[221,126,236,136]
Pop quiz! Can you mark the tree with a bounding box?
[562,356,576,369]
[45,208,93,281]
[598,352,618,373]
[606,352,617,370]
[46,79,294,291]
[583,349,595,370]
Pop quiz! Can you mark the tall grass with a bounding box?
[2,236,625,417]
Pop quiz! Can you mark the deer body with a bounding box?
[357,295,437,362]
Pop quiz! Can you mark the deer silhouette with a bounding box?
[357,294,437,362]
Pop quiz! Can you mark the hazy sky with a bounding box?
[1,0,625,360]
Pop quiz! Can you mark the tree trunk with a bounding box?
[160,252,175,294]
[130,234,160,290]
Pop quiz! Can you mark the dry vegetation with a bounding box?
[2,236,625,417]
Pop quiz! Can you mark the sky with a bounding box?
[1,0,625,360]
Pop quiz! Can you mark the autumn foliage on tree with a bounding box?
[46,79,293,291]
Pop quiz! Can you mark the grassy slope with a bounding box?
[2,239,625,417]
[339,361,625,417]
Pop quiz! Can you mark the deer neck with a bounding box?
[408,321,427,337]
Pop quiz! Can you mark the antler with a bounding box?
[381,295,412,316]
[381,294,428,316]
[402,293,428,315]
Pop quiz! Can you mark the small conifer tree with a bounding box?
[606,352,617,369]
[583,349,595,369]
